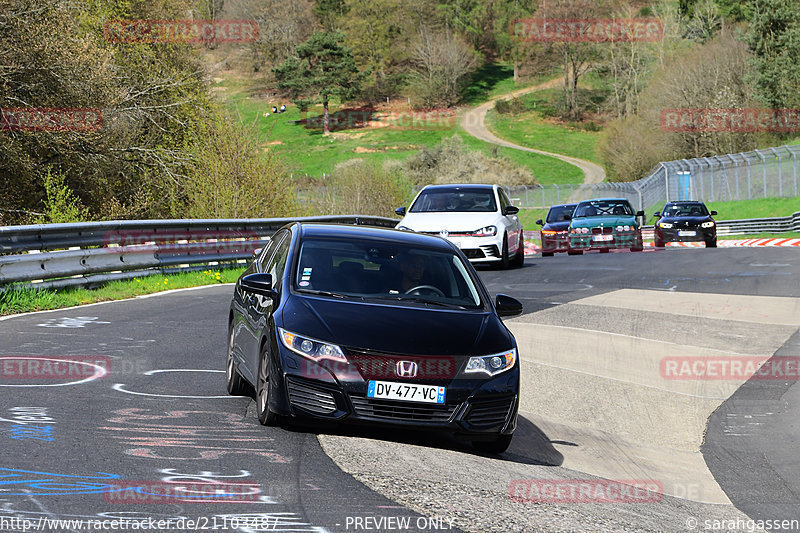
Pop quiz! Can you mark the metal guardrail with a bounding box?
[0,215,399,290]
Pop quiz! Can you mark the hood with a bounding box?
[281,294,514,356]
[570,215,638,228]
[542,221,571,232]
[397,212,499,233]
[659,216,713,226]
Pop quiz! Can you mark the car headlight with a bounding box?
[659,222,673,229]
[465,348,516,376]
[472,225,497,237]
[581,227,590,234]
[701,221,715,228]
[278,328,346,362]
[397,225,413,232]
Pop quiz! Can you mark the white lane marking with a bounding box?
[112,383,235,399]
[113,369,231,399]
[0,356,107,387]
[0,283,235,322]
[37,316,110,328]
[507,322,752,355]
[144,369,223,376]
[519,356,732,400]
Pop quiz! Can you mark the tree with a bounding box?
[409,27,477,108]
[273,31,364,135]
[746,0,800,110]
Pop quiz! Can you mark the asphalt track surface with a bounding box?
[1,245,798,532]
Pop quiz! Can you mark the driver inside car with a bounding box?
[399,253,427,292]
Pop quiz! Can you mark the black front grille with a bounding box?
[462,248,485,259]
[350,396,457,424]
[287,378,337,415]
[465,397,515,428]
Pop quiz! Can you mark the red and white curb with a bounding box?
[523,235,800,255]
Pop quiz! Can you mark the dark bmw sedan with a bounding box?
[653,201,718,247]
[227,223,524,453]
[536,203,577,256]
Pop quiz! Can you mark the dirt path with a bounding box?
[461,79,606,184]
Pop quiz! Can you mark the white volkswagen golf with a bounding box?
[395,184,525,269]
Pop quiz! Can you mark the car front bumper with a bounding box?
[657,227,716,242]
[438,234,505,263]
[272,350,519,437]
[569,231,642,250]
[541,233,569,253]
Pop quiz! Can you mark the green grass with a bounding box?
[705,197,800,220]
[486,109,602,165]
[461,64,555,105]
[0,267,244,316]
[718,232,800,240]
[216,68,580,184]
[515,208,550,230]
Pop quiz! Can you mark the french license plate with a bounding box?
[367,381,445,404]
[678,230,696,237]
[592,234,613,242]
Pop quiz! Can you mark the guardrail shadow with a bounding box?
[277,411,563,466]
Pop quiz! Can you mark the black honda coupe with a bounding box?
[227,223,523,453]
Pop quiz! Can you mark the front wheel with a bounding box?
[567,249,583,256]
[472,434,513,454]
[226,324,248,396]
[654,235,665,248]
[499,234,510,269]
[511,235,525,267]
[256,344,278,426]
[541,251,554,257]
[706,238,717,248]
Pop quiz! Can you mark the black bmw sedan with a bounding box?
[227,223,524,453]
[653,201,718,247]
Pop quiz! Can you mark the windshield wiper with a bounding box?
[372,295,466,309]
[297,289,345,298]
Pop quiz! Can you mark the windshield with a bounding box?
[409,188,497,213]
[546,205,577,223]
[663,203,709,217]
[293,238,483,309]
[574,200,634,218]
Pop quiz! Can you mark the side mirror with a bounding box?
[636,210,645,217]
[395,207,406,217]
[495,294,523,318]
[710,210,718,216]
[653,212,661,218]
[241,273,275,297]
[535,219,544,226]
[504,205,520,216]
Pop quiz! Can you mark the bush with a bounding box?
[313,159,412,217]
[494,97,526,115]
[181,109,299,219]
[36,170,91,224]
[402,136,537,187]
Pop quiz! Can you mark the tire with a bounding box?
[706,238,717,248]
[511,236,525,267]
[226,323,249,396]
[654,236,665,248]
[599,248,610,253]
[256,343,278,426]
[499,234,510,269]
[567,249,583,256]
[541,251,554,257]
[472,434,513,454]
